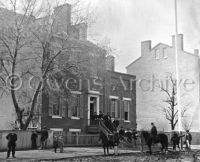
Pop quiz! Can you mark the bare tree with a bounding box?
[0,0,94,130]
[182,118,192,131]
[160,75,189,130]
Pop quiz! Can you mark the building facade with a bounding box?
[126,34,200,131]
[41,45,136,135]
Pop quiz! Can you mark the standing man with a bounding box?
[37,126,49,149]
[185,130,192,151]
[150,122,157,143]
[6,131,17,159]
[31,131,38,149]
[113,130,120,156]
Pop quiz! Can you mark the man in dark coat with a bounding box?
[113,130,120,155]
[119,126,125,140]
[6,131,17,158]
[31,131,38,149]
[37,126,49,149]
[150,122,157,143]
[185,130,192,150]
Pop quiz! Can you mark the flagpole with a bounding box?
[174,0,182,132]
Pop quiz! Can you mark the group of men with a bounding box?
[6,126,49,159]
[150,122,192,150]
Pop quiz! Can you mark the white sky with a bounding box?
[84,0,200,73]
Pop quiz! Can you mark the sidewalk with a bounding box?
[0,147,139,162]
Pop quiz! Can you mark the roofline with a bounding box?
[126,42,199,69]
[107,70,136,78]
[126,56,142,69]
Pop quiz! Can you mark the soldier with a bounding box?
[150,122,157,143]
[113,130,120,155]
[37,126,49,149]
[119,126,125,140]
[31,131,38,149]
[185,130,192,151]
[6,131,17,158]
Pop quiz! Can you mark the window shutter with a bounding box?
[67,100,72,118]
[117,99,120,119]
[48,96,53,116]
[59,98,62,116]
[61,100,66,118]
[80,94,84,118]
[121,100,125,120]
[108,99,111,115]
[48,106,52,116]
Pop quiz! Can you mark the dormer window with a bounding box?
[155,49,159,59]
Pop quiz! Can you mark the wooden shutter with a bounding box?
[121,100,125,120]
[48,106,52,116]
[48,95,53,116]
[79,94,84,118]
[117,99,120,119]
[67,98,72,118]
[59,98,62,116]
[61,99,66,118]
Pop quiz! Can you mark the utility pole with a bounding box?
[174,0,183,149]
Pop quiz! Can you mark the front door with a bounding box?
[88,95,99,125]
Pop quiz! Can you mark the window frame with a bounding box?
[123,98,131,122]
[109,96,120,119]
[70,92,81,119]
[155,49,160,60]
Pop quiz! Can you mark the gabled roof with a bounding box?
[126,42,199,69]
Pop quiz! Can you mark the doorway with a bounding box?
[88,95,99,125]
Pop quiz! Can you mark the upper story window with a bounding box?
[71,93,81,118]
[110,98,120,119]
[123,100,130,121]
[155,49,160,60]
[163,48,168,59]
[50,97,63,118]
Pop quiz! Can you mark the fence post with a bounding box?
[77,133,79,145]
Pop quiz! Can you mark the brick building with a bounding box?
[41,68,136,135]
[126,34,200,131]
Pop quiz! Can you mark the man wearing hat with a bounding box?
[150,122,157,143]
[185,130,192,151]
[6,131,17,158]
[37,126,49,149]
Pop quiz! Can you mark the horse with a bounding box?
[98,131,114,155]
[140,131,168,154]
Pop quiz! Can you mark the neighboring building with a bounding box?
[126,34,200,131]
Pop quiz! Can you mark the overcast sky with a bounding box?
[84,0,200,73]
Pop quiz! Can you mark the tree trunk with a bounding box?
[23,81,43,130]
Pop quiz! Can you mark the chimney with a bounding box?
[172,34,184,51]
[53,3,71,33]
[106,55,115,71]
[141,40,151,56]
[194,49,199,56]
[78,23,87,40]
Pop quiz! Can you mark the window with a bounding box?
[163,48,168,59]
[52,98,62,117]
[123,100,130,121]
[70,94,81,117]
[111,99,119,118]
[155,49,159,59]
